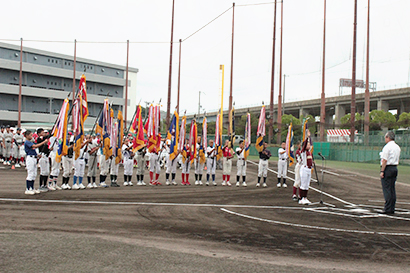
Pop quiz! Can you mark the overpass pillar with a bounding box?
[299,108,309,119]
[335,104,345,128]
[377,99,389,112]
[325,112,334,129]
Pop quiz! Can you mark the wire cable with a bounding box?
[182,6,233,42]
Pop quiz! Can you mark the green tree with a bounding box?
[340,112,362,130]
[398,112,410,128]
[281,114,301,141]
[369,110,397,130]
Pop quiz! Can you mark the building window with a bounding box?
[48,59,50,62]
[47,81,49,84]
[65,61,67,65]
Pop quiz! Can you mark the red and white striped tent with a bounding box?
[327,129,358,142]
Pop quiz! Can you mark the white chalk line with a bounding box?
[247,160,355,206]
[220,208,410,237]
[368,199,410,205]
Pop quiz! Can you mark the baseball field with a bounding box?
[1,160,409,273]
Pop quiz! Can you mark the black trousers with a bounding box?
[381,165,398,213]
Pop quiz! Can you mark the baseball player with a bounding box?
[299,137,313,205]
[222,139,234,186]
[13,128,24,168]
[165,140,178,186]
[122,138,134,186]
[0,125,4,163]
[206,139,217,186]
[181,140,192,186]
[235,140,247,187]
[23,130,48,195]
[72,136,90,190]
[3,125,13,165]
[277,142,288,188]
[194,136,205,186]
[99,145,110,188]
[48,135,61,191]
[61,133,74,190]
[36,128,50,192]
[149,144,162,186]
[109,154,120,187]
[292,141,302,201]
[86,135,99,189]
[135,144,147,186]
[257,142,271,188]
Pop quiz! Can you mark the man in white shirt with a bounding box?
[235,140,247,187]
[277,142,288,188]
[380,131,401,215]
[206,140,217,186]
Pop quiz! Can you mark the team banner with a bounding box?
[178,115,186,153]
[115,110,124,164]
[215,114,223,160]
[199,117,207,164]
[55,99,70,163]
[131,105,145,152]
[79,74,89,122]
[168,111,179,161]
[188,120,197,163]
[229,107,235,149]
[286,122,295,167]
[244,113,251,159]
[73,96,85,160]
[256,106,265,152]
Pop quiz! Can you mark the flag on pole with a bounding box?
[54,99,70,163]
[244,113,251,159]
[79,74,89,122]
[188,120,197,163]
[145,104,160,153]
[73,96,85,160]
[256,106,266,152]
[132,105,146,152]
[199,117,207,164]
[96,99,112,160]
[215,114,223,160]
[286,122,295,167]
[302,118,314,154]
[167,111,179,161]
[115,110,124,164]
[229,107,235,148]
[178,115,186,153]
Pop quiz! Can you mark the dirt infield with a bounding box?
[1,160,409,272]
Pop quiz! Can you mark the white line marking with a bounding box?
[247,160,355,206]
[368,200,410,205]
[0,198,306,210]
[220,208,410,237]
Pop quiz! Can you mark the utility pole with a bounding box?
[177,39,182,114]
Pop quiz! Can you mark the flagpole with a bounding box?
[177,39,182,114]
[18,38,23,128]
[364,0,370,144]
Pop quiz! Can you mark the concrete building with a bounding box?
[0,42,138,130]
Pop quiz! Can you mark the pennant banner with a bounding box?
[286,123,295,167]
[244,113,251,159]
[168,111,179,161]
[256,106,265,152]
[55,99,70,163]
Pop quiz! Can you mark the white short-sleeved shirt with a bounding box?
[381,140,401,165]
[278,148,288,160]
[236,147,245,160]
[3,132,13,142]
[206,146,216,158]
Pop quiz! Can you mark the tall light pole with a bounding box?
[320,0,326,142]
[166,0,176,128]
[364,0,370,144]
[277,0,284,145]
[269,0,277,144]
[283,74,288,117]
[350,0,358,143]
